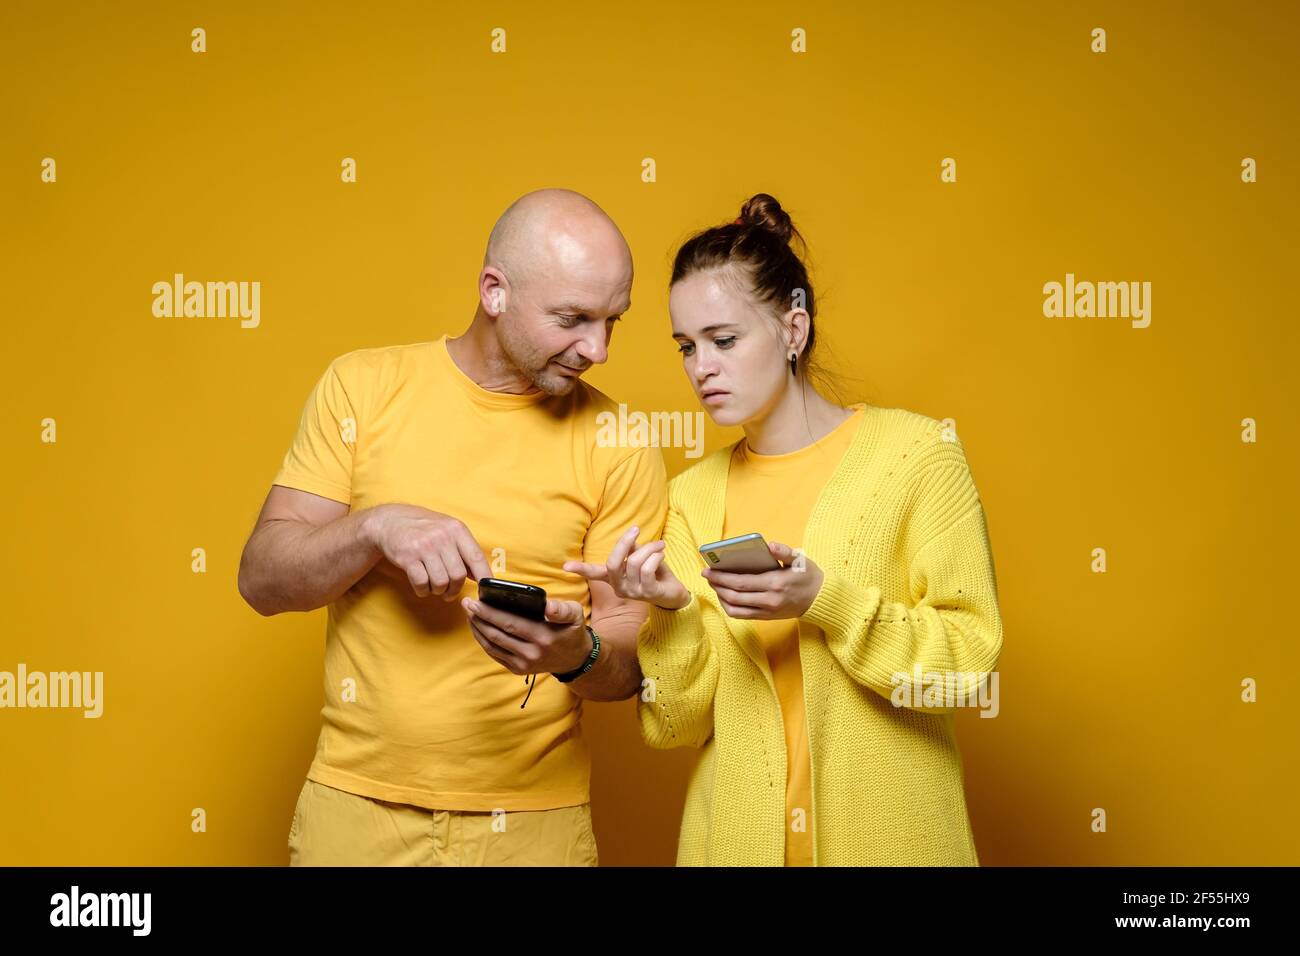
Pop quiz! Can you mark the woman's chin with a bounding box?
[702,404,746,428]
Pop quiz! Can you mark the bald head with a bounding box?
[470,188,634,396]
[484,188,632,294]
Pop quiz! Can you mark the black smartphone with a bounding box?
[476,577,548,622]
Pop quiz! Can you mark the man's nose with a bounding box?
[575,327,609,366]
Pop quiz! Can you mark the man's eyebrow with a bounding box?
[551,303,629,318]
[672,323,737,338]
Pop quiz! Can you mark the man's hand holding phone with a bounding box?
[564,526,691,611]
[461,590,592,677]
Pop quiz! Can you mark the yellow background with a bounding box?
[2,1,1296,865]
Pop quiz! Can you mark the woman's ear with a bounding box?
[783,307,811,354]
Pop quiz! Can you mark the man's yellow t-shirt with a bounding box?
[272,335,668,812]
[722,405,864,865]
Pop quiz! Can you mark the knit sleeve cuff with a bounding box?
[641,592,704,653]
[802,571,879,641]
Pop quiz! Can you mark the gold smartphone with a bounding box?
[698,533,781,572]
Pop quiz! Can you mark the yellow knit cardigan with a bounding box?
[636,404,1004,866]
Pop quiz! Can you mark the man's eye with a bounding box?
[716,336,736,349]
[557,314,580,325]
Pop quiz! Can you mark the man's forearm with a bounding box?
[565,609,647,702]
[238,509,384,616]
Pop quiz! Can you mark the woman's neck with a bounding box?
[741,381,855,455]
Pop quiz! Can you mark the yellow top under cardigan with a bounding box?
[636,404,1004,866]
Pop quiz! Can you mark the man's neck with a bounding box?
[445,315,540,395]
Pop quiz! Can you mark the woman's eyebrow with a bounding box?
[673,323,737,338]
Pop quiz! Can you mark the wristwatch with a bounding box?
[554,625,601,683]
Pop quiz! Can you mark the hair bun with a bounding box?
[737,193,794,243]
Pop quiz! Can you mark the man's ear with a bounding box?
[480,267,510,317]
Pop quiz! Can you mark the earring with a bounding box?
[789,351,798,377]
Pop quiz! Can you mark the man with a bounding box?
[237,188,667,866]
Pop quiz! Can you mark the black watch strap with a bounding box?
[555,625,600,683]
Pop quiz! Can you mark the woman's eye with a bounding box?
[677,342,694,355]
[715,336,736,349]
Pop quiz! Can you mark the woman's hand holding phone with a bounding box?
[701,540,825,620]
[564,526,691,611]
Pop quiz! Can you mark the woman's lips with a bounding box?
[701,390,729,405]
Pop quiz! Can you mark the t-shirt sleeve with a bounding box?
[271,358,358,505]
[583,445,669,564]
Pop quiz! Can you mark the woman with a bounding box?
[565,194,1003,866]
